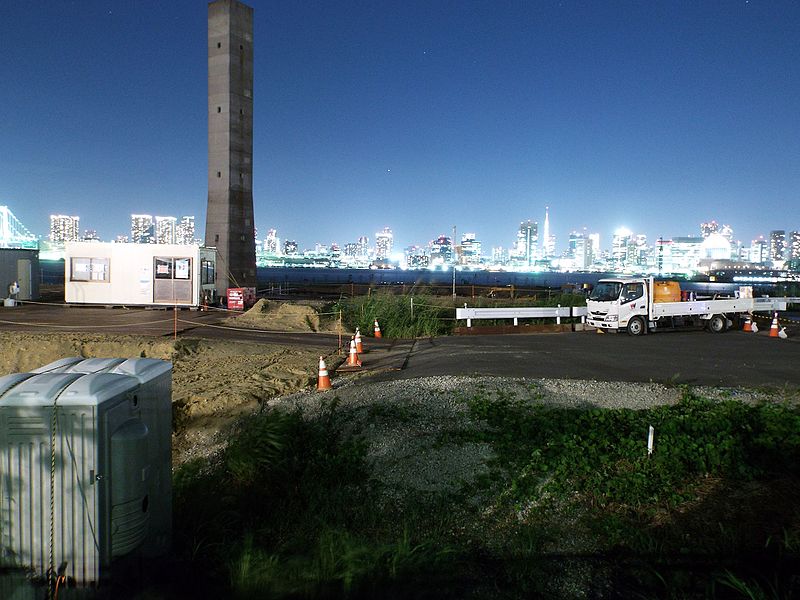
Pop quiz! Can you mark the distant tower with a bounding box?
[542,206,555,258]
[205,0,256,293]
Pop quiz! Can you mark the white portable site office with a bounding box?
[64,242,217,307]
[0,358,172,586]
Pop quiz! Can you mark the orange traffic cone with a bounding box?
[317,356,332,390]
[373,319,382,338]
[346,338,362,367]
[769,312,780,338]
[354,327,364,353]
[742,315,753,332]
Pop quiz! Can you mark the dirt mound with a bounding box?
[224,299,344,333]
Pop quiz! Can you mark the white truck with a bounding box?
[586,277,794,336]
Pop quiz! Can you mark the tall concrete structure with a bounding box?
[205,0,256,293]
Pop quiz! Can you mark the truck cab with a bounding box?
[587,278,651,335]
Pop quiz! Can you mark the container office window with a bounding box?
[71,257,110,282]
[154,258,191,280]
[154,258,173,280]
[154,257,192,304]
[200,259,215,285]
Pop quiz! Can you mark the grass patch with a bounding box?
[172,401,466,599]
[331,291,588,338]
[170,386,800,598]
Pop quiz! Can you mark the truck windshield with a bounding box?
[589,282,622,302]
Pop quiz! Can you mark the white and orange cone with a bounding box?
[769,312,780,338]
[373,319,382,338]
[742,315,753,332]
[317,356,332,390]
[346,338,362,367]
[354,327,364,354]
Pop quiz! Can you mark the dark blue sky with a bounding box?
[2,1,799,252]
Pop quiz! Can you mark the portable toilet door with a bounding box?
[16,258,31,300]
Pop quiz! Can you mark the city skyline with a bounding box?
[23,204,800,265]
[2,2,799,251]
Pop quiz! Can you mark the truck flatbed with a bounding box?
[651,297,788,319]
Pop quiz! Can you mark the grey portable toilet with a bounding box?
[0,358,172,587]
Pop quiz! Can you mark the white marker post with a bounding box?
[647,425,655,456]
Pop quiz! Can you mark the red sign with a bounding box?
[227,288,244,311]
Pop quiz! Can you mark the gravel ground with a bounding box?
[272,375,795,504]
[268,376,798,598]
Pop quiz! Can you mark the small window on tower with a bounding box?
[217,106,221,113]
[240,109,243,115]
[217,42,221,49]
[240,172,243,179]
[217,171,221,178]
[239,44,243,50]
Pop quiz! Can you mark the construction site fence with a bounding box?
[258,281,589,300]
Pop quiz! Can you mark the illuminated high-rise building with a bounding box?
[131,214,155,244]
[588,233,600,264]
[789,231,800,261]
[611,228,632,268]
[176,216,196,245]
[375,227,393,259]
[568,230,590,269]
[516,220,538,266]
[357,236,369,258]
[49,215,80,243]
[769,230,786,262]
[264,229,280,254]
[632,234,648,266]
[700,221,719,238]
[750,237,768,263]
[492,246,508,265]
[429,235,453,264]
[155,216,177,245]
[460,233,482,265]
[405,246,429,269]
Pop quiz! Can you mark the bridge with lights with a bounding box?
[0,206,38,249]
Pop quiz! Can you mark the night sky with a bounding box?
[2,1,799,252]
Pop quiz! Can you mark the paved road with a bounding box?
[2,304,798,388]
[383,329,800,388]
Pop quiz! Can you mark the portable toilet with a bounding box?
[0,358,172,587]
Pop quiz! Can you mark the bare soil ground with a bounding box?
[0,332,332,465]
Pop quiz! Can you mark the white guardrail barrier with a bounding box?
[456,305,589,328]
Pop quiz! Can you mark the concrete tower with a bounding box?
[206,0,256,294]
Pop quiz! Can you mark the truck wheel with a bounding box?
[707,314,726,333]
[627,316,646,336]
